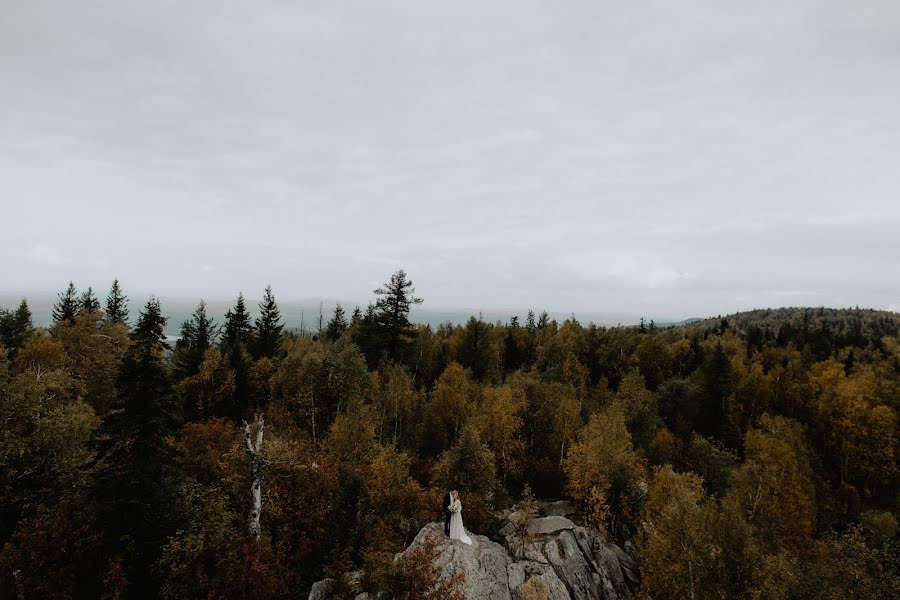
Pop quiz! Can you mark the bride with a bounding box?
[448,490,473,545]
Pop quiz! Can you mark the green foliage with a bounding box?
[105,278,129,325]
[0,299,33,352]
[683,434,739,497]
[373,269,423,363]
[432,425,497,498]
[458,316,495,380]
[80,286,101,313]
[253,285,283,359]
[52,281,79,324]
[173,300,219,380]
[324,303,349,342]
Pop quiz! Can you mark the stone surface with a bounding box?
[528,516,576,536]
[411,522,512,600]
[307,578,334,600]
[544,530,602,600]
[611,543,639,586]
[308,513,638,600]
[508,561,571,600]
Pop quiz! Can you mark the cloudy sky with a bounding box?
[1,0,898,319]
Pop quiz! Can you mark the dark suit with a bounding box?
[443,492,453,536]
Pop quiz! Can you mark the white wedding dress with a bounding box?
[449,498,473,545]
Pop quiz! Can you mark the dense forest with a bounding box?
[0,271,897,599]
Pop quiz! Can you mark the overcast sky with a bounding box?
[1,0,899,319]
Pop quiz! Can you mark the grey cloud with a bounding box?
[1,0,898,319]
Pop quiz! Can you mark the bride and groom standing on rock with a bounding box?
[443,490,473,545]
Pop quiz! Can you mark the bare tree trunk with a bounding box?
[243,417,265,540]
[13,569,25,600]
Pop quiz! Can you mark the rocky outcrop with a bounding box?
[308,505,638,600]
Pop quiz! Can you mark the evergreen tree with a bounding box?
[80,286,101,313]
[222,293,253,348]
[504,316,526,373]
[52,282,79,324]
[526,310,537,335]
[353,303,382,367]
[105,278,129,325]
[373,269,423,362]
[537,311,550,329]
[94,298,176,595]
[173,300,218,380]
[253,285,283,359]
[0,299,33,351]
[698,342,734,439]
[222,293,253,417]
[458,316,492,380]
[324,303,349,342]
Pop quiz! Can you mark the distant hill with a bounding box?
[691,306,899,331]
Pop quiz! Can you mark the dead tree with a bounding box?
[13,569,25,600]
[243,417,265,540]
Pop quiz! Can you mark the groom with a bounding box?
[443,490,453,536]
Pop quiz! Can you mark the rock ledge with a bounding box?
[309,508,637,600]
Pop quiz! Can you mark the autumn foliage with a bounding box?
[0,279,897,598]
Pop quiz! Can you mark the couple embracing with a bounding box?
[442,490,473,545]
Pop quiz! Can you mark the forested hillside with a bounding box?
[0,272,897,599]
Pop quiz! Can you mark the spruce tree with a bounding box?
[52,281,79,324]
[173,300,218,379]
[253,285,283,359]
[95,297,175,594]
[222,293,253,417]
[458,316,492,380]
[324,303,349,342]
[80,286,101,313]
[698,342,733,439]
[353,304,381,367]
[373,269,423,362]
[526,310,537,335]
[504,316,525,373]
[105,278,129,325]
[0,299,33,350]
[223,292,253,349]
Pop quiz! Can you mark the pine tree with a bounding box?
[698,342,733,439]
[223,293,253,349]
[105,278,129,325]
[0,299,33,350]
[80,286,101,313]
[458,316,492,380]
[253,285,283,359]
[373,269,423,362]
[526,310,537,335]
[95,297,175,594]
[353,303,381,367]
[222,293,253,417]
[173,300,218,379]
[325,303,349,342]
[504,316,525,373]
[52,282,79,324]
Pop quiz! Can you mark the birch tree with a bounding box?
[243,416,266,540]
